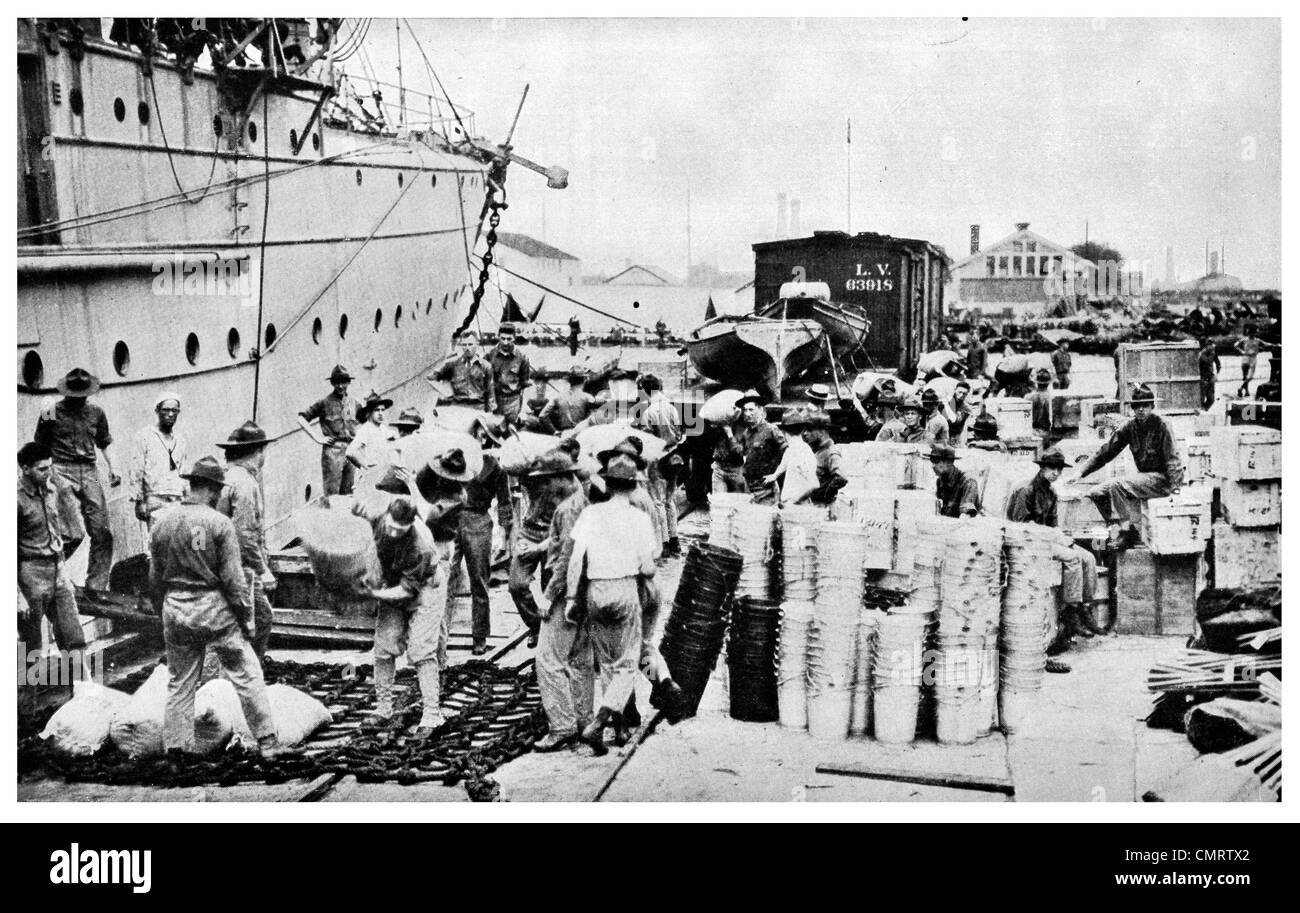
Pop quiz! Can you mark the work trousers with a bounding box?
[161,590,276,753]
[1201,376,1217,410]
[536,607,595,736]
[647,470,678,545]
[448,510,493,643]
[244,568,274,664]
[586,577,644,715]
[17,558,86,651]
[498,393,524,424]
[1087,472,1171,528]
[638,576,669,683]
[711,465,746,494]
[1055,543,1098,605]
[373,570,447,666]
[508,537,547,635]
[52,463,113,591]
[1238,356,1257,397]
[320,441,356,496]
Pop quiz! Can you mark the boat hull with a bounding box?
[686,317,823,396]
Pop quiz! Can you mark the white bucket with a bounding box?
[872,685,921,744]
[998,687,1040,733]
[806,689,853,741]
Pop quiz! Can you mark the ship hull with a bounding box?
[685,317,824,397]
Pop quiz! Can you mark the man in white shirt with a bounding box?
[129,391,188,530]
[762,409,819,504]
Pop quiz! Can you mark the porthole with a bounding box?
[410,301,417,321]
[113,97,125,122]
[339,314,349,338]
[426,298,432,315]
[21,351,44,390]
[227,328,241,358]
[264,323,277,349]
[355,169,363,186]
[312,132,320,151]
[289,128,299,153]
[633,301,641,309]
[185,333,200,365]
[112,341,130,376]
[137,101,150,125]
[248,120,258,144]
[304,484,313,502]
[69,89,84,116]
[311,317,323,344]
[374,309,383,332]
[442,293,449,309]
[431,174,437,188]
[394,305,403,327]
[213,115,224,137]
[397,172,404,188]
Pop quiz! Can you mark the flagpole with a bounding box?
[846,117,852,233]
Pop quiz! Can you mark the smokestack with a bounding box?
[1015,222,1030,232]
[776,193,789,240]
[970,224,981,255]
[1210,250,1219,276]
[1165,246,1174,285]
[789,198,801,238]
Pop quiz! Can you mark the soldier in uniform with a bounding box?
[1051,339,1073,389]
[733,390,786,504]
[429,330,496,412]
[799,413,849,506]
[876,395,928,444]
[920,388,950,445]
[489,323,532,424]
[540,366,597,432]
[215,421,276,664]
[17,443,86,654]
[510,451,580,649]
[297,364,361,496]
[929,445,981,518]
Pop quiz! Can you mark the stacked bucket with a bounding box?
[806,522,871,739]
[775,506,827,730]
[659,543,743,717]
[727,596,782,722]
[999,523,1057,731]
[708,492,754,552]
[731,502,779,602]
[848,608,881,736]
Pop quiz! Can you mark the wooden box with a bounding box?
[1184,433,1215,486]
[1115,548,1203,636]
[1055,486,1108,539]
[1140,490,1212,555]
[1081,398,1123,437]
[1218,479,1281,528]
[992,399,1033,439]
[1212,523,1281,589]
[1211,427,1282,480]
[1055,438,1137,481]
[1117,341,1201,411]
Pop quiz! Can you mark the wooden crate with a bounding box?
[991,398,1032,439]
[1184,433,1215,486]
[1117,341,1199,390]
[1211,427,1282,481]
[1055,487,1108,539]
[1218,479,1281,528]
[1050,393,1092,432]
[1161,410,1201,440]
[1212,523,1281,589]
[1055,438,1137,481]
[1140,490,1212,555]
[1115,548,1203,636]
[1080,398,1124,438]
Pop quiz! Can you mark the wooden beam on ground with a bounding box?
[815,761,1016,796]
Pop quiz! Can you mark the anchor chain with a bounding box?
[455,162,509,338]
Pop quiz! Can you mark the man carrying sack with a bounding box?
[149,457,285,760]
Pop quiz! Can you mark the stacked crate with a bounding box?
[1116,341,1202,415]
[1210,427,1282,589]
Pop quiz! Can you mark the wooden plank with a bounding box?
[271,608,374,631]
[815,761,1016,796]
[271,624,373,646]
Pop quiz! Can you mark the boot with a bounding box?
[414,660,445,737]
[534,730,576,752]
[1066,603,1094,639]
[666,537,682,557]
[363,656,397,730]
[580,707,612,756]
[622,694,642,730]
[1074,602,1108,636]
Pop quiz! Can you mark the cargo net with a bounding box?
[18,657,545,802]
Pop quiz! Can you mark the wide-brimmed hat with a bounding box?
[527,451,578,478]
[1036,447,1068,469]
[328,364,352,383]
[926,444,958,463]
[920,388,941,406]
[471,414,507,447]
[358,391,394,420]
[805,384,833,403]
[1034,368,1053,385]
[899,394,924,413]
[735,389,765,408]
[805,412,832,429]
[180,455,226,487]
[430,447,477,483]
[567,364,588,381]
[779,408,812,431]
[1130,383,1156,405]
[600,459,639,485]
[215,420,269,451]
[596,440,646,470]
[389,408,424,430]
[57,367,101,397]
[971,413,999,437]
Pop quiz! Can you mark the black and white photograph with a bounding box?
[8,9,1287,819]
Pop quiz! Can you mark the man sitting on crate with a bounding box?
[1006,447,1105,674]
[1069,384,1183,550]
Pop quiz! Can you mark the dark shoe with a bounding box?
[360,712,396,733]
[666,537,682,557]
[534,731,577,752]
[526,631,539,650]
[651,679,688,723]
[1046,658,1072,674]
[1074,603,1107,636]
[622,696,642,730]
[472,641,489,656]
[580,710,611,756]
[1066,604,1094,639]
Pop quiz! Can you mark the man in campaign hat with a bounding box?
[731,390,786,503]
[34,368,120,592]
[920,388,950,445]
[876,394,927,444]
[1071,384,1182,548]
[345,392,396,472]
[298,365,362,496]
[928,444,981,518]
[215,421,276,662]
[510,451,579,649]
[129,390,189,531]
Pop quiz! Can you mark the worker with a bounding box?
[637,374,684,555]
[966,412,1008,453]
[568,316,582,356]
[361,495,447,737]
[1071,384,1183,549]
[733,390,786,504]
[565,451,660,756]
[1235,326,1261,397]
[448,418,506,655]
[34,367,120,593]
[928,444,981,518]
[489,322,532,424]
[987,352,1033,398]
[384,408,424,466]
[518,393,557,435]
[799,413,848,506]
[17,442,86,654]
[876,395,927,444]
[1198,338,1222,411]
[710,402,747,494]
[947,380,973,444]
[1029,369,1054,440]
[419,450,472,669]
[763,409,819,504]
[510,451,580,649]
[150,456,285,759]
[541,366,597,432]
[297,364,362,496]
[345,392,396,473]
[429,330,496,412]
[214,421,276,664]
[655,319,669,350]
[1051,340,1073,389]
[1006,447,1104,674]
[920,388,950,444]
[965,330,988,380]
[129,391,188,531]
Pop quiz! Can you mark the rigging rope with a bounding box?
[482,259,651,331]
[145,69,222,204]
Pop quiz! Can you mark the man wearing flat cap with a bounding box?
[129,391,188,531]
[34,367,120,592]
[1070,384,1182,548]
[215,421,275,662]
[298,365,363,496]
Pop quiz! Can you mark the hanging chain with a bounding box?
[456,161,509,337]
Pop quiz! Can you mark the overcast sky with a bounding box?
[359,17,1280,286]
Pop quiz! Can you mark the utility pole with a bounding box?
[396,20,405,127]
[686,180,693,284]
[846,118,852,233]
